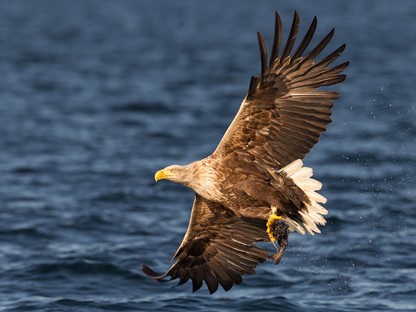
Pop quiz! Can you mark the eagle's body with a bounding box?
[142,11,348,294]
[178,156,302,221]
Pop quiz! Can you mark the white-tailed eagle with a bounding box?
[142,11,348,294]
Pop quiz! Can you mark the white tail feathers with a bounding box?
[279,159,328,235]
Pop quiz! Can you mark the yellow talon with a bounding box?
[266,214,283,242]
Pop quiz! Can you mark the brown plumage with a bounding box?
[142,11,348,293]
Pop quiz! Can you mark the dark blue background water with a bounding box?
[1,1,415,311]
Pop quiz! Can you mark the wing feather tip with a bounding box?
[141,264,168,281]
[192,278,204,293]
[257,31,268,76]
[269,10,283,66]
[247,76,260,97]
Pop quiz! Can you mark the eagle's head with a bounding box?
[154,165,190,184]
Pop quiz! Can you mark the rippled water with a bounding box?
[1,0,415,311]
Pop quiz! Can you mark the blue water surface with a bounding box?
[0,0,415,311]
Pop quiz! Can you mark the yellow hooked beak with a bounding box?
[154,169,173,182]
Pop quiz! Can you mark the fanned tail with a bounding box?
[279,159,328,235]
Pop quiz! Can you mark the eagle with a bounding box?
[142,11,348,294]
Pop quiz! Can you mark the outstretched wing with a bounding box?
[214,11,349,168]
[141,194,269,294]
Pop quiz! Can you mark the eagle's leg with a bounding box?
[266,213,289,265]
